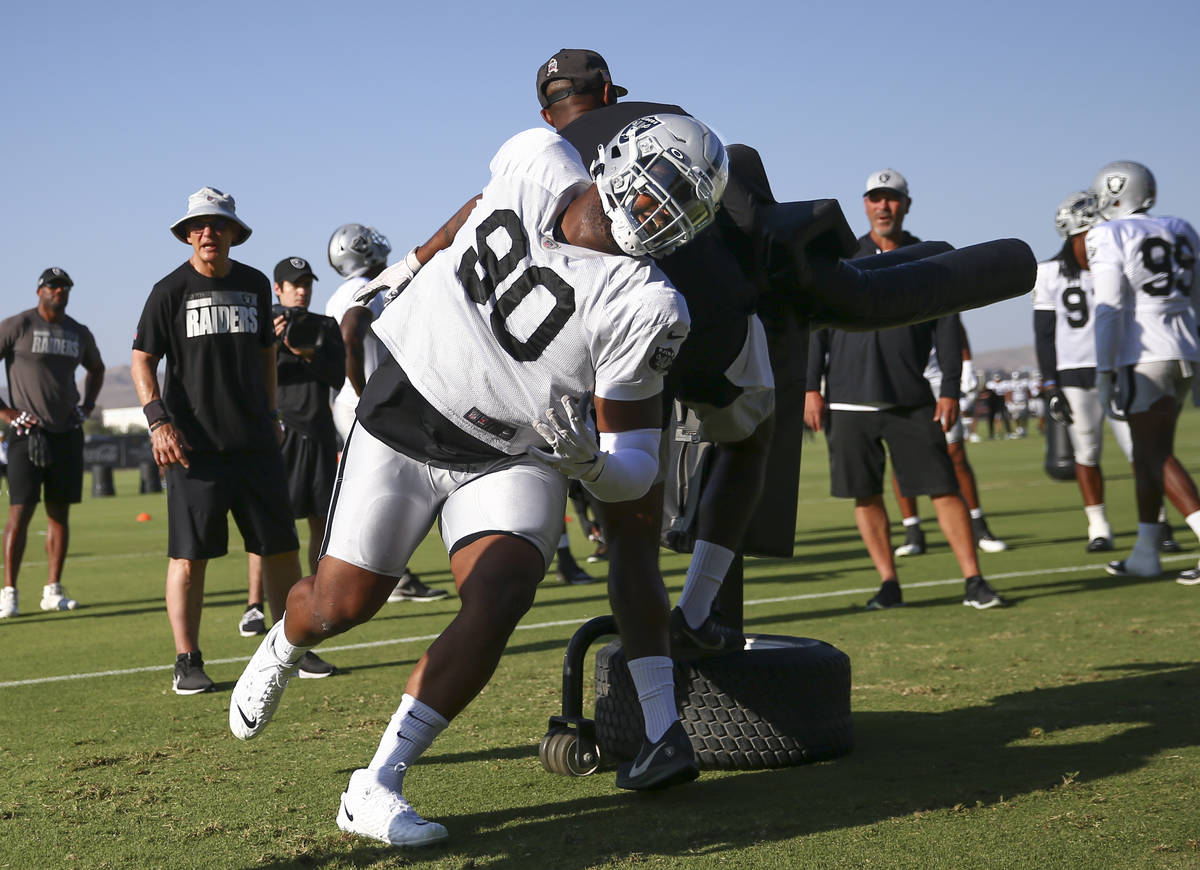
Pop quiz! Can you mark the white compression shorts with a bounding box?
[321,422,568,574]
[1127,359,1194,415]
[1062,384,1133,467]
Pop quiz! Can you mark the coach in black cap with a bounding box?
[535,49,627,117]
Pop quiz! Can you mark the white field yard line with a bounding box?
[2,554,1194,689]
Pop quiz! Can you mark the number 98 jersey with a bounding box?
[372,128,690,455]
[1086,213,1200,369]
[1031,257,1097,374]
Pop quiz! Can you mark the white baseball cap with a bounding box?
[864,168,909,198]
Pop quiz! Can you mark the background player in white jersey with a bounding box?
[324,225,447,604]
[1087,161,1200,583]
[229,114,728,846]
[1035,190,1135,549]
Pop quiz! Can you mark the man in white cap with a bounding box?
[805,169,1008,611]
[0,267,104,618]
[131,187,336,694]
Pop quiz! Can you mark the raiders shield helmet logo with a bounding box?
[649,345,677,374]
[1106,175,1126,196]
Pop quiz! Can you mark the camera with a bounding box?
[271,305,324,351]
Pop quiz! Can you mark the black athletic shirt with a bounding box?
[133,260,278,453]
[276,314,344,445]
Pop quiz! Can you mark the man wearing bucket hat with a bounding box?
[131,187,336,694]
[0,267,105,619]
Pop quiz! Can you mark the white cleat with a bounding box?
[0,586,17,618]
[229,622,298,740]
[40,583,78,611]
[336,769,449,847]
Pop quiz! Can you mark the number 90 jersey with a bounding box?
[1086,213,1199,370]
[1031,258,1097,373]
[372,128,690,455]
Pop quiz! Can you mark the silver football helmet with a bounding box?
[1054,190,1099,239]
[328,223,391,278]
[590,114,729,258]
[1091,161,1156,221]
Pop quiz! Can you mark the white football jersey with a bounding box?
[1087,213,1199,370]
[1032,258,1098,372]
[325,275,386,411]
[372,128,689,455]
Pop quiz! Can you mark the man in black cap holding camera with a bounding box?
[131,187,337,693]
[0,267,104,619]
[240,258,345,637]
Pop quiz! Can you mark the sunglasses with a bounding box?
[187,217,235,235]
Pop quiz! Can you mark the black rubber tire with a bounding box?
[594,635,853,770]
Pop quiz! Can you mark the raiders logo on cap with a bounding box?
[547,58,558,74]
[290,257,308,270]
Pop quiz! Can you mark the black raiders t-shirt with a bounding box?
[133,260,277,453]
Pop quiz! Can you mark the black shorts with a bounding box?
[827,406,958,499]
[165,450,299,560]
[280,427,338,519]
[7,428,84,506]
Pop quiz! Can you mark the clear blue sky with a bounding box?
[4,0,1199,385]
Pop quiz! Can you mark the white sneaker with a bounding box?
[0,587,17,618]
[229,621,298,740]
[336,769,448,847]
[41,583,78,611]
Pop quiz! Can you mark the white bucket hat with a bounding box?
[170,186,252,245]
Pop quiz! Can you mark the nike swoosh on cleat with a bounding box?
[627,740,674,779]
[341,797,353,822]
[235,705,257,730]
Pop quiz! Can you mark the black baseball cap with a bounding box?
[38,267,73,288]
[274,257,319,285]
[536,49,627,108]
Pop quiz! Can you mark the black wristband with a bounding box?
[143,398,169,427]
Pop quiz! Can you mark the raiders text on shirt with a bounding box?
[185,290,260,338]
[30,329,81,357]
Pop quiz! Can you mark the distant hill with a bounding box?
[972,345,1037,376]
[84,364,140,410]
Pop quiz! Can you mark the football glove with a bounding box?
[1097,371,1127,421]
[11,411,36,436]
[1046,387,1073,426]
[27,427,50,468]
[353,248,423,307]
[960,359,979,397]
[529,395,605,483]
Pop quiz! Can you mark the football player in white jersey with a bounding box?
[1086,161,1200,582]
[1034,190,1135,549]
[229,114,728,846]
[324,225,448,604]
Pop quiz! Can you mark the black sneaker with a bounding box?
[893,525,926,557]
[297,650,338,679]
[173,651,215,695]
[1086,537,1115,553]
[962,576,1007,610]
[388,570,449,602]
[238,603,267,637]
[586,542,608,563]
[555,551,594,585]
[669,606,744,657]
[615,720,699,791]
[1160,522,1183,554]
[972,517,1008,553]
[865,581,904,610]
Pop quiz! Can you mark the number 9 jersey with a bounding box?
[1032,257,1097,376]
[1087,213,1200,371]
[371,128,690,455]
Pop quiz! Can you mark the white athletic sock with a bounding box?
[1084,504,1112,540]
[626,656,677,743]
[1185,510,1200,542]
[677,541,735,629]
[368,694,449,792]
[1158,506,1168,524]
[901,516,921,528]
[272,614,310,665]
[969,508,984,520]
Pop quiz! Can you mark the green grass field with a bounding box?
[2,412,1199,869]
